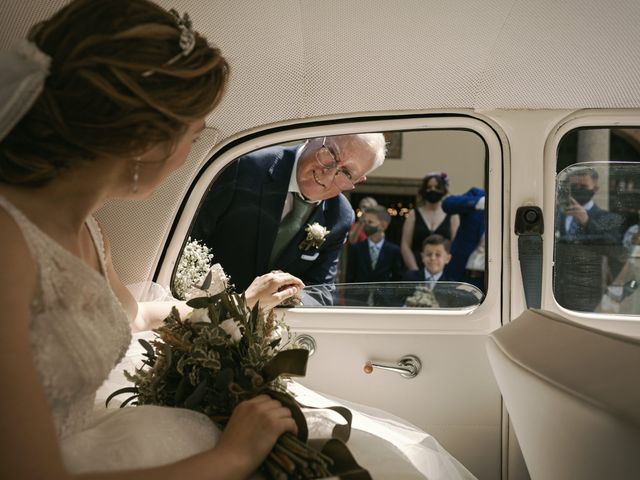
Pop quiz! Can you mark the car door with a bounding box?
[155,113,505,480]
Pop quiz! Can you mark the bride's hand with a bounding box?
[244,271,305,311]
[212,395,298,475]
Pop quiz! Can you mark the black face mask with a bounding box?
[363,224,379,236]
[570,185,595,205]
[422,190,444,204]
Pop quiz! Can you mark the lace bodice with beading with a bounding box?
[0,197,131,439]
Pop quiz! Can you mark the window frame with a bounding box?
[544,109,640,331]
[156,113,504,333]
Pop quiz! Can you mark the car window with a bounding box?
[297,281,483,309]
[554,127,640,315]
[174,128,487,310]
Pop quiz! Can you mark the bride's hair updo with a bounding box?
[0,0,229,186]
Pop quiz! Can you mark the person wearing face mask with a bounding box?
[554,166,624,312]
[346,205,405,305]
[348,196,379,245]
[400,172,460,271]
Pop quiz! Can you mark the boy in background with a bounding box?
[403,234,452,282]
[403,234,481,308]
[346,205,404,305]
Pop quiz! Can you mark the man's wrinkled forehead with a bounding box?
[329,135,374,168]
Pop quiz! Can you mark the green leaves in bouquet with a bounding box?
[117,287,294,416]
[108,281,371,479]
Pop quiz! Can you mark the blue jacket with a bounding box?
[442,187,485,282]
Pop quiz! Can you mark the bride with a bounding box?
[0,1,474,478]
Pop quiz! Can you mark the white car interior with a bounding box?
[487,309,640,480]
[3,0,640,478]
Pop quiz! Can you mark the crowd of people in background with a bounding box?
[341,162,640,314]
[343,171,486,296]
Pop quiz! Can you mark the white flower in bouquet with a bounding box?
[220,318,242,343]
[174,238,214,300]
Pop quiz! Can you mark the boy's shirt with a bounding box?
[423,268,444,282]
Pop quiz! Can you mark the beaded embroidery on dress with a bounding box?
[0,196,132,439]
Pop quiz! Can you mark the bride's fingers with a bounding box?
[244,394,291,411]
[280,417,298,435]
[240,397,298,431]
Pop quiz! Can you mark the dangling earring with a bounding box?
[131,158,141,193]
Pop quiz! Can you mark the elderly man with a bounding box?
[191,134,386,291]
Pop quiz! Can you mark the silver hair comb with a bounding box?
[142,9,196,77]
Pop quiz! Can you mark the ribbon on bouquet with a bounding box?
[263,350,371,480]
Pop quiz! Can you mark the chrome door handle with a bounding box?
[364,355,422,379]
[292,334,316,356]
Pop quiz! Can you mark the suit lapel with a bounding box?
[256,147,296,274]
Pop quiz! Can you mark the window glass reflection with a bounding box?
[298,281,483,309]
[178,129,487,310]
[554,127,640,315]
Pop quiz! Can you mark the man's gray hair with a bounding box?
[358,132,387,174]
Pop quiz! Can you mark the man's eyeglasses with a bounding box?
[315,137,365,191]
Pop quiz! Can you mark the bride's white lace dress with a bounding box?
[1,195,476,479]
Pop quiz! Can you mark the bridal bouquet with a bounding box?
[109,264,369,479]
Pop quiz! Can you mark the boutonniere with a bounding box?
[299,222,330,250]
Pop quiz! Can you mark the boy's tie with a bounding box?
[369,244,379,269]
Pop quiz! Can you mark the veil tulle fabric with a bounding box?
[126,281,177,302]
[0,41,50,142]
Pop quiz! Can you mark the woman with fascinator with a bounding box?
[400,172,460,271]
[0,0,305,478]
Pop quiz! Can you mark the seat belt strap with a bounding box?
[515,206,544,309]
[518,235,542,309]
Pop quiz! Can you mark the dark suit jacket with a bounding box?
[554,204,624,312]
[344,239,404,307]
[346,239,404,283]
[191,145,354,291]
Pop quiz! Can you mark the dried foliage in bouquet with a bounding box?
[109,264,369,479]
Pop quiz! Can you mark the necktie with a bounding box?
[567,219,579,235]
[370,244,379,269]
[425,272,435,289]
[270,194,315,266]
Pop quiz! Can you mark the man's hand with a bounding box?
[564,197,589,226]
[245,271,305,311]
